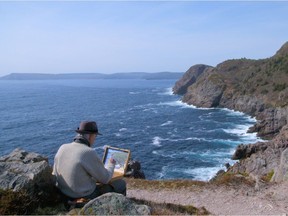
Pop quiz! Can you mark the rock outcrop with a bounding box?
[125,160,146,179]
[0,148,54,194]
[229,125,288,178]
[173,41,288,180]
[173,64,213,95]
[80,192,151,215]
[272,148,288,182]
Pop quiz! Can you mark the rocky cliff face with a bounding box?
[173,64,213,95]
[173,41,288,179]
[174,42,288,138]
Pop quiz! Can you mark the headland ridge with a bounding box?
[173,41,288,180]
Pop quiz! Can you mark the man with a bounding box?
[53,121,126,199]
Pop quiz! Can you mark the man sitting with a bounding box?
[52,121,126,201]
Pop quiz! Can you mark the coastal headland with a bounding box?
[173,41,288,181]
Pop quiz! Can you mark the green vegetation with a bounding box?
[0,189,36,215]
[261,170,275,182]
[0,186,64,215]
[203,43,288,107]
[126,178,206,191]
[132,198,210,215]
[273,83,287,92]
[209,172,254,186]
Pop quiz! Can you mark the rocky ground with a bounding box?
[127,180,288,215]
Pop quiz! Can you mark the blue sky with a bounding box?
[0,1,287,76]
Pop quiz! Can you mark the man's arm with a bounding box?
[81,150,115,184]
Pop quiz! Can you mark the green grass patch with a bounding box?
[126,178,206,191]
[261,170,275,182]
[131,198,210,215]
[210,172,254,186]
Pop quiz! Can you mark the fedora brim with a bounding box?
[75,130,102,135]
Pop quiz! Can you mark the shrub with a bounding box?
[0,189,37,215]
[261,89,269,94]
[273,83,287,91]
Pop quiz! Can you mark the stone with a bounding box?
[125,160,146,179]
[80,192,151,215]
[272,148,288,182]
[0,148,56,201]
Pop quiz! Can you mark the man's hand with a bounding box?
[110,158,116,164]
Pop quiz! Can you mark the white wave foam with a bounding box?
[222,108,245,116]
[158,166,169,179]
[160,121,173,126]
[119,128,127,132]
[151,136,162,146]
[114,133,121,137]
[129,91,140,95]
[183,166,223,181]
[222,124,264,143]
[150,136,208,143]
[221,108,257,123]
[158,87,174,95]
[152,150,175,158]
[158,100,196,108]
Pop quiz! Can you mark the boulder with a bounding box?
[232,142,268,160]
[229,125,288,178]
[125,160,145,179]
[80,192,151,215]
[0,148,55,198]
[272,148,288,182]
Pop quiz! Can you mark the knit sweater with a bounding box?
[52,142,115,198]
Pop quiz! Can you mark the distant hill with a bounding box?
[0,72,183,80]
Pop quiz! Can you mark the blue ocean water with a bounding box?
[0,79,262,181]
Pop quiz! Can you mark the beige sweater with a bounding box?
[52,142,115,198]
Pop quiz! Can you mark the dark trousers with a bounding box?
[84,179,126,200]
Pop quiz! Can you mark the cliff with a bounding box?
[173,41,288,179]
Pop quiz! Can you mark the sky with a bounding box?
[0,1,288,76]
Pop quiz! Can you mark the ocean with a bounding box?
[0,79,263,181]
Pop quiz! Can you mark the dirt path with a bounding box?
[127,181,288,215]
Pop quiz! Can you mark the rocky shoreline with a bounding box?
[173,42,288,180]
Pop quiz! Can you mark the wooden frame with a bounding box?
[102,146,131,175]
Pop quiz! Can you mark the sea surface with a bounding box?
[0,79,263,181]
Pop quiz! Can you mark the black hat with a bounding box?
[75,121,102,135]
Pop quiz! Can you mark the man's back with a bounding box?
[53,142,114,198]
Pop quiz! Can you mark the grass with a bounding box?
[207,172,254,187]
[0,189,36,215]
[131,198,210,215]
[0,185,65,215]
[261,170,275,182]
[1,175,256,215]
[126,178,207,191]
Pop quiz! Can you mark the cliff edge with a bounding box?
[173,41,288,179]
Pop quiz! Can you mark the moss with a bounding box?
[261,170,275,182]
